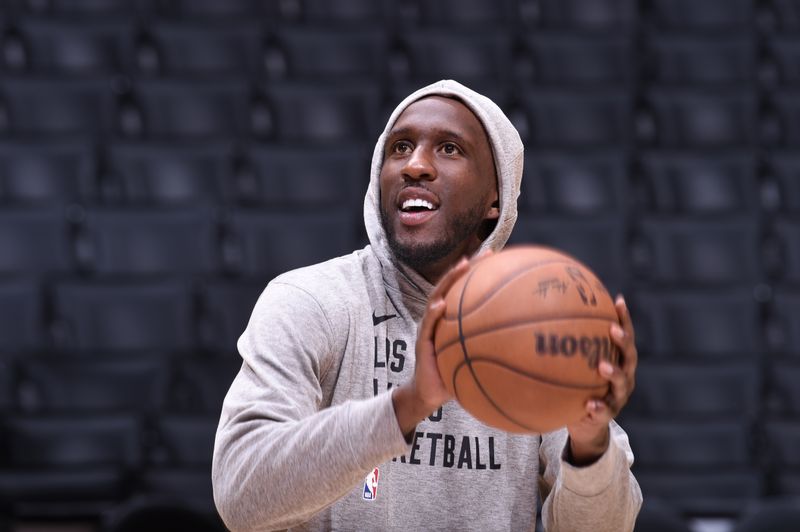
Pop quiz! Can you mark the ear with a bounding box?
[485,194,500,220]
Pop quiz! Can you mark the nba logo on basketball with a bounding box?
[362,467,379,501]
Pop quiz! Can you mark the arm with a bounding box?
[539,295,643,532]
[212,281,409,531]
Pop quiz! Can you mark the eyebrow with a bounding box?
[387,126,471,147]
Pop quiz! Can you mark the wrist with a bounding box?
[392,383,437,439]
[567,425,610,466]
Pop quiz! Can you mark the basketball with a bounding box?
[434,245,620,434]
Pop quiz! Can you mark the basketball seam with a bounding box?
[456,357,610,390]
[447,258,582,320]
[436,316,617,354]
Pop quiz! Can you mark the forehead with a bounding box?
[390,96,487,141]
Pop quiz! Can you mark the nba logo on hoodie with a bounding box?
[362,467,379,501]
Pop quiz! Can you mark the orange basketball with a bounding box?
[434,245,620,434]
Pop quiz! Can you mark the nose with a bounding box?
[401,146,436,181]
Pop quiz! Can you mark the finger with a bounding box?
[419,299,446,343]
[614,294,635,338]
[599,361,631,414]
[585,398,613,422]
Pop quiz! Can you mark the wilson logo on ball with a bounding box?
[533,333,616,369]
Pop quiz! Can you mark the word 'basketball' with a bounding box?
[434,245,620,434]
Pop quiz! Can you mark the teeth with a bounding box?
[402,198,435,211]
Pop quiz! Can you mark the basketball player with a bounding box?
[213,80,642,531]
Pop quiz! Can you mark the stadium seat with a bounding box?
[519,89,631,147]
[0,278,45,351]
[131,79,249,140]
[518,32,632,85]
[13,0,153,17]
[630,216,760,285]
[773,0,800,31]
[646,0,752,30]
[17,356,169,413]
[642,88,755,148]
[637,151,757,213]
[520,149,627,214]
[628,362,759,417]
[270,0,384,25]
[168,356,240,414]
[767,217,800,284]
[0,77,114,137]
[0,207,74,274]
[0,414,141,514]
[644,34,753,85]
[257,82,380,143]
[75,207,220,275]
[765,420,800,469]
[508,214,626,291]
[105,141,231,205]
[766,37,800,87]
[732,498,800,532]
[0,140,97,204]
[142,21,259,78]
[767,151,800,213]
[768,362,800,416]
[775,473,800,497]
[768,90,800,146]
[629,289,761,357]
[19,18,133,75]
[223,209,358,277]
[102,496,224,532]
[268,28,386,81]
[633,498,691,532]
[402,0,516,27]
[238,144,364,207]
[51,279,195,352]
[768,292,800,356]
[523,0,636,30]
[393,30,512,86]
[197,280,265,353]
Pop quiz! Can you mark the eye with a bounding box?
[442,142,461,155]
[392,141,413,155]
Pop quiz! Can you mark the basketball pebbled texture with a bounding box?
[434,245,620,434]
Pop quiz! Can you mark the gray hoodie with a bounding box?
[212,80,642,531]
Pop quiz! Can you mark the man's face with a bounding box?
[379,96,499,282]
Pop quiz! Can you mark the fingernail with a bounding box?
[616,294,625,306]
[611,324,624,339]
[600,361,614,376]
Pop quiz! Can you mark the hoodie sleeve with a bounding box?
[212,281,410,532]
[538,422,642,532]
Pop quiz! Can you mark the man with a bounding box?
[213,80,642,531]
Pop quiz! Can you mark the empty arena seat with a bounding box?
[766,37,800,87]
[0,414,141,513]
[268,28,386,81]
[197,280,265,353]
[642,88,755,148]
[404,0,516,27]
[238,144,364,207]
[105,141,231,204]
[51,279,195,352]
[393,30,512,85]
[765,420,800,468]
[269,0,384,24]
[0,279,45,351]
[142,21,260,78]
[524,0,636,30]
[768,152,800,213]
[629,289,761,358]
[633,498,691,532]
[520,149,627,214]
[0,140,97,204]
[769,217,800,283]
[768,292,800,356]
[733,498,800,532]
[0,207,74,274]
[258,82,380,143]
[152,415,217,467]
[223,209,358,277]
[646,0,753,30]
[768,91,800,146]
[17,356,169,413]
[132,79,249,140]
[508,215,626,291]
[628,362,759,417]
[0,77,114,137]
[519,89,630,147]
[775,473,800,497]
[75,207,220,275]
[19,18,133,75]
[168,356,240,414]
[518,32,632,85]
[645,34,753,85]
[631,216,760,285]
[155,0,265,20]
[767,361,800,415]
[637,151,757,213]
[13,0,152,17]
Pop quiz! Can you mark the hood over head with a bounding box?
[364,79,524,297]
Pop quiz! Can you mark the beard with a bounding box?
[380,201,492,274]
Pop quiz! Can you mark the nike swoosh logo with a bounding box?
[372,311,398,326]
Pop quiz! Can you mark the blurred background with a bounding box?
[0,0,798,531]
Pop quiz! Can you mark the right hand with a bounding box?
[392,252,491,436]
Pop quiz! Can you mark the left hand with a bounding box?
[566,294,638,465]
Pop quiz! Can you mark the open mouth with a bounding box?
[400,198,437,213]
